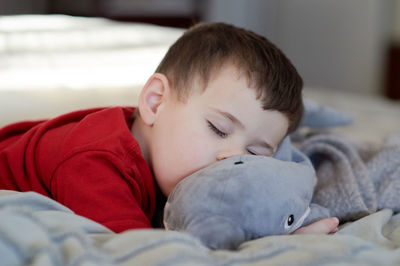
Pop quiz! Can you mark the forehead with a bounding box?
[199,65,258,106]
[185,60,256,95]
[206,61,256,89]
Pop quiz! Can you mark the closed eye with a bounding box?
[207,121,228,138]
[247,146,273,156]
[246,149,257,155]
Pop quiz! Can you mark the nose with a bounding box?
[216,146,246,161]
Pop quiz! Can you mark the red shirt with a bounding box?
[0,107,156,232]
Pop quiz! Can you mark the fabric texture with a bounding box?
[293,100,400,222]
[2,190,400,266]
[300,131,400,223]
[0,107,156,232]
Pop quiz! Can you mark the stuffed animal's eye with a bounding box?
[284,214,295,230]
[288,215,294,225]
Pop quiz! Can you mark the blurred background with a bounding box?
[0,0,399,99]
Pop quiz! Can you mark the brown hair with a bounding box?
[156,22,304,133]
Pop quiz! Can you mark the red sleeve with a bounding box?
[51,151,152,233]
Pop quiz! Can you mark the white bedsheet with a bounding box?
[2,190,400,266]
[0,15,183,91]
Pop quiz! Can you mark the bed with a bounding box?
[1,15,400,265]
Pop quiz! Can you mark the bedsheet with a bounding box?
[2,190,400,266]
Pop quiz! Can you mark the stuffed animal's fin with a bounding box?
[303,203,331,226]
[185,215,246,250]
[301,99,354,128]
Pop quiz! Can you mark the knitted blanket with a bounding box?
[299,132,400,223]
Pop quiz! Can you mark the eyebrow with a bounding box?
[211,107,275,152]
[212,107,245,129]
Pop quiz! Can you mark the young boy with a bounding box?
[0,23,338,234]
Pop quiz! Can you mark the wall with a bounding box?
[0,0,47,14]
[203,0,393,95]
[201,0,278,40]
[392,0,400,43]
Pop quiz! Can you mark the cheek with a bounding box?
[151,121,215,195]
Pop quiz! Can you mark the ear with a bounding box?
[138,73,171,126]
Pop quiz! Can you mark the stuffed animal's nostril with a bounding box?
[234,161,243,165]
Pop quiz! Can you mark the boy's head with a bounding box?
[156,22,303,133]
[132,22,304,196]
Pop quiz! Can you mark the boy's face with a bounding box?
[146,66,288,196]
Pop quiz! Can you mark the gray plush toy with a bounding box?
[163,100,349,250]
[163,137,322,250]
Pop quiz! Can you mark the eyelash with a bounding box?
[207,121,228,138]
[207,121,266,156]
[247,149,257,155]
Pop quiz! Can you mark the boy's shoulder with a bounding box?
[34,106,138,163]
[50,106,136,147]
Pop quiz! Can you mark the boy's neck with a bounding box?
[131,116,151,166]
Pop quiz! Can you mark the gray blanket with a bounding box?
[300,132,400,223]
[2,190,400,265]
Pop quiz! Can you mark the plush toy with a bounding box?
[163,137,322,250]
[163,100,347,250]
